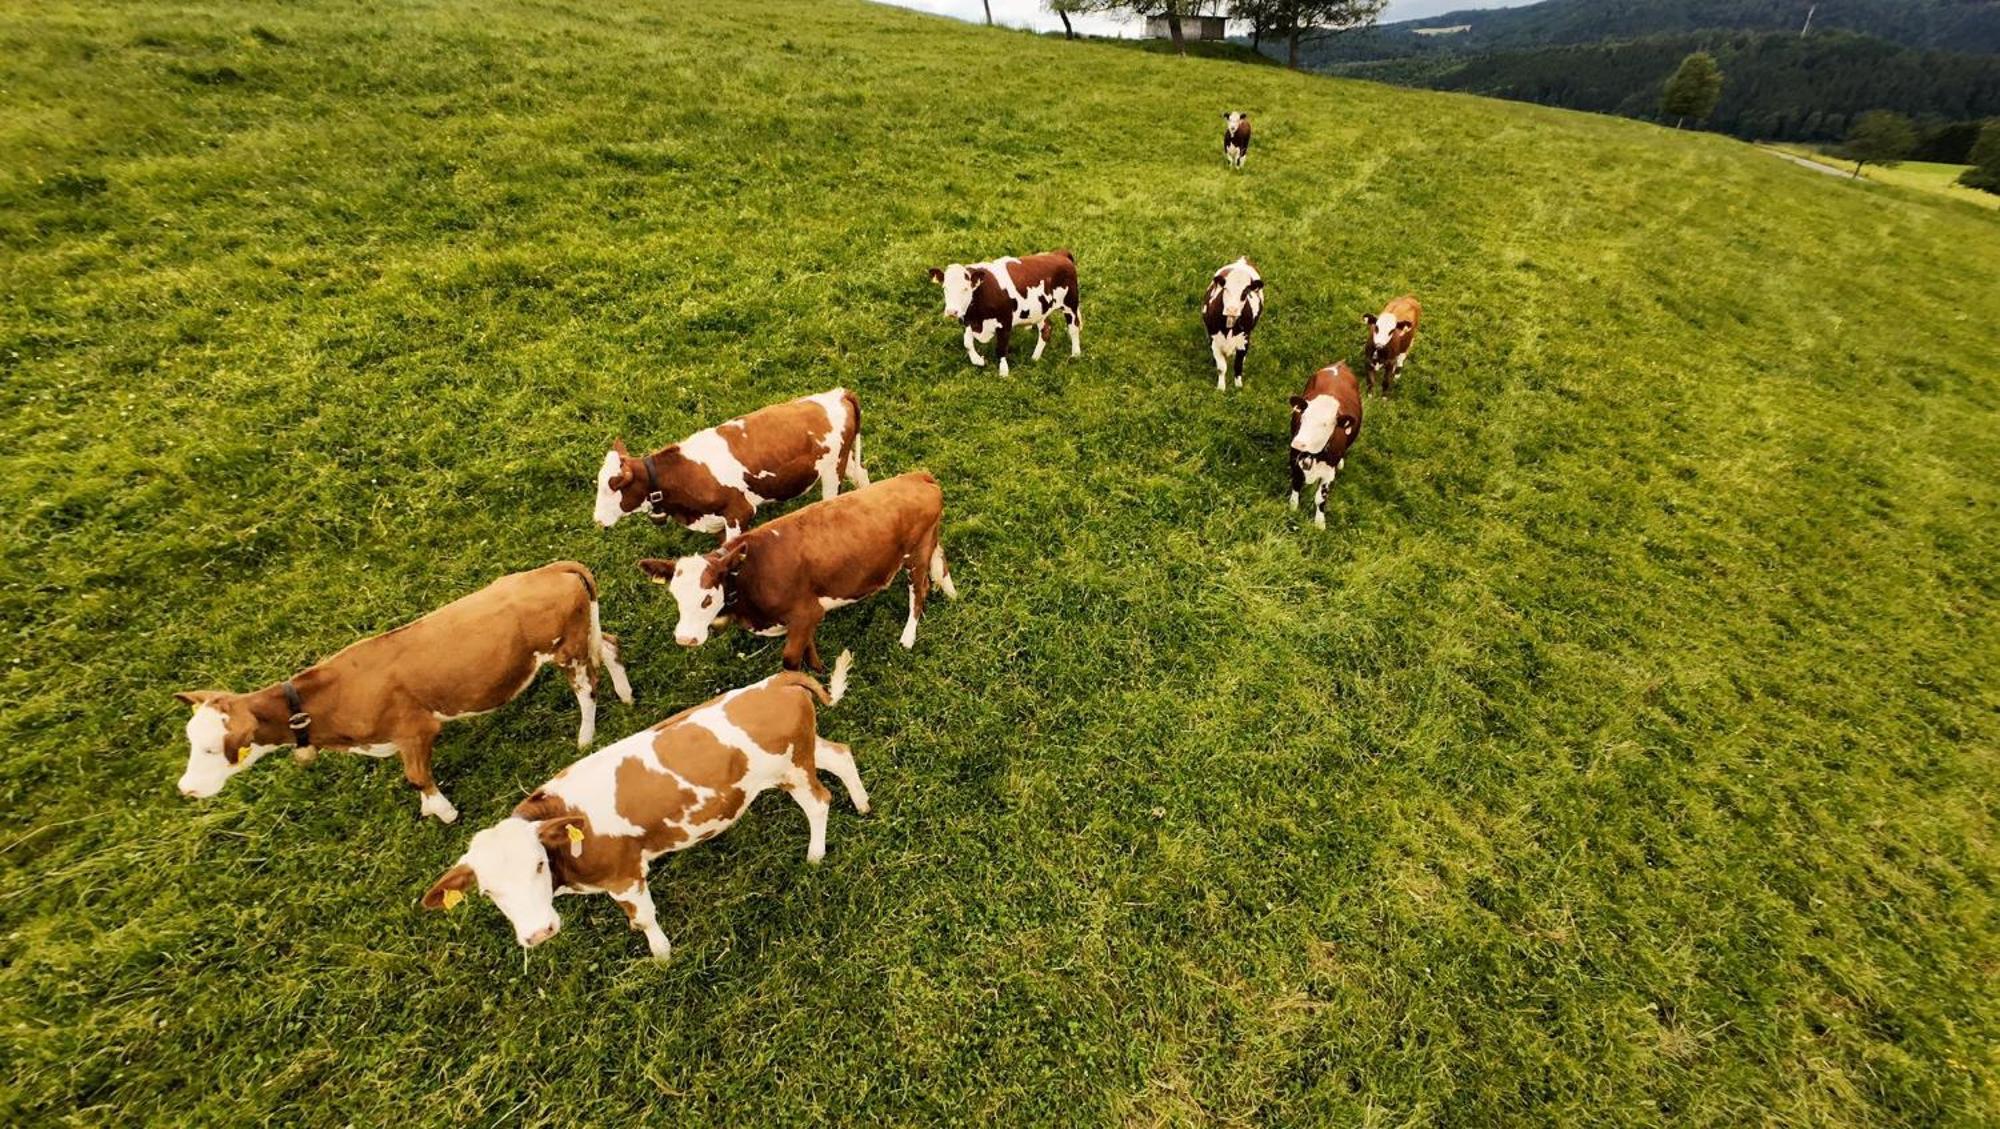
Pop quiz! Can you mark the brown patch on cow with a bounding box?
[723,682,812,773]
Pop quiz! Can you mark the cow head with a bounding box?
[593,439,655,528]
[1363,313,1411,372]
[1289,395,1354,455]
[928,264,983,321]
[172,690,277,798]
[639,541,746,646]
[1215,260,1263,322]
[424,814,587,949]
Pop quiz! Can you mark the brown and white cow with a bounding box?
[1202,257,1264,390]
[423,656,863,959]
[172,562,632,823]
[928,250,1082,378]
[637,472,954,672]
[1223,112,1252,169]
[1288,362,1364,530]
[1362,295,1421,396]
[594,389,867,541]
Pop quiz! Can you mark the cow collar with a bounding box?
[280,679,313,750]
[638,455,674,525]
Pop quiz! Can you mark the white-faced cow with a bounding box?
[1223,113,1252,169]
[173,562,633,823]
[1362,295,1421,396]
[594,388,867,541]
[423,656,863,959]
[928,250,1081,377]
[1288,362,1364,530]
[637,472,954,672]
[1202,257,1264,390]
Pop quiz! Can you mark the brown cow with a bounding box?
[1288,362,1365,530]
[928,250,1082,377]
[173,562,632,823]
[1223,112,1252,169]
[423,657,864,959]
[1362,295,1421,395]
[637,472,954,671]
[1202,257,1264,390]
[594,388,868,541]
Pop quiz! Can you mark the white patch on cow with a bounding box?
[807,389,848,497]
[543,728,680,840]
[1303,461,1340,486]
[680,427,768,509]
[570,665,597,749]
[689,514,728,534]
[593,449,627,528]
[421,790,460,823]
[940,264,979,320]
[752,624,788,637]
[899,586,918,649]
[818,596,856,611]
[1217,259,1259,322]
[351,742,399,758]
[1292,397,1342,453]
[1370,314,1396,349]
[457,817,563,947]
[667,556,725,646]
[969,319,999,344]
[591,602,633,705]
[177,705,271,798]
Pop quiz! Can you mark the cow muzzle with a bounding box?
[520,923,560,948]
[675,632,705,648]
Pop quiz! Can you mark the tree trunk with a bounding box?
[981,0,992,26]
[1675,117,1684,129]
[1167,10,1186,55]
[1852,161,1864,178]
[1252,20,1262,51]
[1058,10,1073,39]
[1287,29,1301,69]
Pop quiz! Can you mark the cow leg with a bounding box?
[1234,345,1247,388]
[1033,319,1050,361]
[400,727,457,824]
[610,882,670,961]
[1314,478,1331,530]
[994,325,1012,378]
[782,610,825,672]
[1394,355,1408,392]
[818,460,841,501]
[963,327,985,368]
[899,557,931,650]
[1289,458,1305,511]
[598,629,634,705]
[568,661,598,749]
[1212,337,1228,390]
[815,738,870,814]
[1066,305,1082,356]
[787,775,833,863]
[929,539,957,600]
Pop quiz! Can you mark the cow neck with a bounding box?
[639,450,674,525]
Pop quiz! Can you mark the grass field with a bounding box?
[3,1,1997,1124]
[1769,143,2000,211]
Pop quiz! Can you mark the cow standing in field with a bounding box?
[638,472,955,672]
[1362,295,1421,396]
[1289,362,1364,530]
[1202,257,1264,390]
[928,250,1082,377]
[1223,113,1252,169]
[594,389,868,541]
[172,562,633,823]
[423,657,864,959]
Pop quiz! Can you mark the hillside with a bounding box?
[3,1,1997,1125]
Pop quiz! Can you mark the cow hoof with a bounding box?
[969,355,985,368]
[421,793,460,824]
[1314,513,1327,531]
[1289,491,1299,510]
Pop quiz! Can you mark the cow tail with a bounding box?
[773,650,851,707]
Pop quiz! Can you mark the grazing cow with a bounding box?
[172,562,632,823]
[1362,295,1421,396]
[423,656,864,959]
[1223,112,1252,169]
[593,388,868,541]
[928,250,1082,377]
[1288,362,1364,530]
[1202,257,1264,390]
[637,472,954,672]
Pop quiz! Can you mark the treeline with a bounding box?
[1328,30,2000,150]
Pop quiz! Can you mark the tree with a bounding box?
[1659,51,1723,128]
[1955,119,2000,193]
[981,0,993,26]
[1841,110,1916,177]
[1264,0,1389,70]
[1045,0,1084,39]
[1073,2,1211,56]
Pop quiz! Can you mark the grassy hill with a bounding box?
[2,1,1996,1124]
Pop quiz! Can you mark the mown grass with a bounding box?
[1770,143,2000,211]
[2,1,1996,1124]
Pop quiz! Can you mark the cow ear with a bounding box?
[612,437,629,457]
[1396,320,1412,331]
[1363,313,1377,326]
[174,690,227,709]
[1289,395,1309,412]
[702,541,749,587]
[636,558,674,583]
[422,864,475,910]
[536,815,589,857]
[927,267,944,284]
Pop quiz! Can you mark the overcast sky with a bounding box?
[876,0,1539,37]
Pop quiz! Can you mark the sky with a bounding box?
[875,0,1540,38]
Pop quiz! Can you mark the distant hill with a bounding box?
[1277,0,2000,149]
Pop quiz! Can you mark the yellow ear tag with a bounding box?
[566,824,586,853]
[441,888,464,911]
